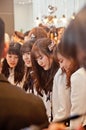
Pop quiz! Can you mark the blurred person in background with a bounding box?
[28,27,48,41]
[24,30,30,42]
[65,5,86,129]
[21,40,36,93]
[48,5,86,130]
[11,31,24,45]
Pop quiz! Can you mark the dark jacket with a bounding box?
[0,74,49,130]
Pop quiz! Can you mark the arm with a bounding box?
[70,72,86,128]
[52,70,71,121]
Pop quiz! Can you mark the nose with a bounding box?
[24,54,30,60]
[11,58,15,62]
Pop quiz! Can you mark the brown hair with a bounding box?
[55,22,79,87]
[31,38,58,95]
[21,40,34,54]
[39,24,50,33]
[28,27,48,41]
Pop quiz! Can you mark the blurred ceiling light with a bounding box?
[71,12,76,20]
[60,14,67,24]
[35,17,41,26]
[15,0,32,5]
[53,15,58,25]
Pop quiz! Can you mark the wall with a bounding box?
[14,3,33,33]
[0,0,14,35]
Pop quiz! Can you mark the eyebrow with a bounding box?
[35,53,42,59]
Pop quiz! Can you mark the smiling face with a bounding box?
[57,53,73,72]
[22,52,32,67]
[36,51,53,71]
[6,53,19,68]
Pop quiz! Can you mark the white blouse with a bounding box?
[70,67,86,128]
[52,69,71,121]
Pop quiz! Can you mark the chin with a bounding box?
[9,65,15,68]
[26,64,32,68]
[43,67,49,71]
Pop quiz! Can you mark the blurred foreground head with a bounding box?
[74,5,86,69]
[0,18,5,58]
[60,5,86,69]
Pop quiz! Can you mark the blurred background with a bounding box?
[0,0,86,35]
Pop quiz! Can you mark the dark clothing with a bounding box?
[0,74,49,130]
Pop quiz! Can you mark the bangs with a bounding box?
[8,48,20,56]
[21,41,33,54]
[31,45,41,59]
[21,47,31,54]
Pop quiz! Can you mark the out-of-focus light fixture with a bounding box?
[53,15,58,25]
[43,16,48,24]
[71,12,76,20]
[35,17,41,26]
[61,15,67,23]
[16,0,32,5]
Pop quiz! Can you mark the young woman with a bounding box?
[52,58,71,126]
[31,37,58,121]
[1,42,24,88]
[52,38,78,125]
[54,14,86,128]
[21,40,36,93]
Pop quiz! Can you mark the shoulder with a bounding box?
[71,67,86,81]
[71,67,86,90]
[54,68,62,79]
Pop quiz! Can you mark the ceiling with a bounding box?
[14,0,32,5]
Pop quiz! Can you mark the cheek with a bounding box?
[22,55,25,61]
[64,60,72,70]
[15,59,19,65]
[64,60,68,67]
[28,55,31,61]
[6,57,10,64]
[44,56,49,65]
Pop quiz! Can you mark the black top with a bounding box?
[0,74,49,130]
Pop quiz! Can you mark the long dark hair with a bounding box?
[21,40,35,92]
[31,38,58,95]
[1,42,24,84]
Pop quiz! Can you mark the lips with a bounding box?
[25,61,30,64]
[10,63,16,66]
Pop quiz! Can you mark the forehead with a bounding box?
[57,53,64,59]
[35,50,44,58]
